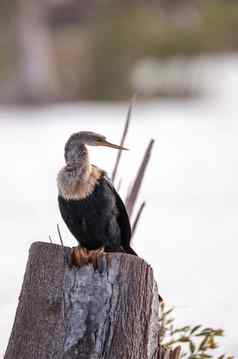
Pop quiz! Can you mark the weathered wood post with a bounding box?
[5,242,180,359]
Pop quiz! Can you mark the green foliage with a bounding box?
[159,302,234,359]
[86,0,238,100]
[3,0,238,100]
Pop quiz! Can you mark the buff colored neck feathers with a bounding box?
[58,139,103,200]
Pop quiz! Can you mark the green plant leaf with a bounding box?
[190,325,202,334]
[172,326,191,334]
[178,336,190,343]
[165,319,174,325]
[164,308,174,316]
[189,340,196,353]
[198,335,209,351]
[214,329,224,336]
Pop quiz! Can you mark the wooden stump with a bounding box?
[5,242,180,359]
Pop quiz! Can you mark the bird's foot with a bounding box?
[71,247,90,267]
[71,247,105,271]
[88,247,105,271]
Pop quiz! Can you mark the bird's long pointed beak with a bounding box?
[98,140,129,151]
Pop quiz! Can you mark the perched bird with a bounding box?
[57,131,137,267]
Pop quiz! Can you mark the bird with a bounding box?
[57,131,137,267]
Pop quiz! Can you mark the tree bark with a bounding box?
[5,242,161,359]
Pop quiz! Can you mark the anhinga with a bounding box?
[57,131,137,267]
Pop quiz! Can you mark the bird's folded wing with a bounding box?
[102,174,132,250]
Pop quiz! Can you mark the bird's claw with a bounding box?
[71,246,106,271]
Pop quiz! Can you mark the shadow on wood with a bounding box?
[5,242,179,359]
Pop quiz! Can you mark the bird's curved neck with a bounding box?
[65,143,91,182]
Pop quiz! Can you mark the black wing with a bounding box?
[102,174,137,256]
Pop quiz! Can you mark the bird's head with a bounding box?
[64,131,128,165]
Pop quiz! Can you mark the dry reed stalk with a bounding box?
[111,95,136,184]
[131,201,146,238]
[126,139,154,218]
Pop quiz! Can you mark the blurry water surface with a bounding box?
[1,55,238,356]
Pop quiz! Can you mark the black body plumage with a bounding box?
[58,173,137,255]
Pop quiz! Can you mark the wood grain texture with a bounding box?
[5,242,161,359]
